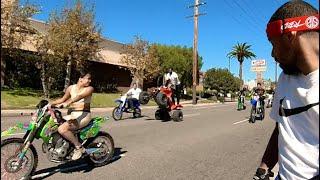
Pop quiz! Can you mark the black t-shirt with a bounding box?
[255,87,265,96]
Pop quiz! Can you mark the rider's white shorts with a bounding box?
[63,111,91,128]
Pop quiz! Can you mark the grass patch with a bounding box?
[1,89,157,109]
[198,99,217,104]
[1,91,44,109]
[91,93,121,108]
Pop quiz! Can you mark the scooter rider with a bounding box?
[255,82,266,107]
[125,82,142,111]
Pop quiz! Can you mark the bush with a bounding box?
[208,95,217,101]
[217,96,225,103]
[196,90,204,97]
[230,92,236,101]
[186,88,193,96]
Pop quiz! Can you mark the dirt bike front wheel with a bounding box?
[1,138,38,180]
[112,107,123,121]
[250,107,256,123]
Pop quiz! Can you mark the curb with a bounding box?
[1,101,237,117]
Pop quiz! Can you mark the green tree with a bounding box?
[203,68,240,94]
[35,33,65,97]
[151,44,203,87]
[1,0,39,87]
[227,42,256,88]
[38,0,101,91]
[121,36,160,89]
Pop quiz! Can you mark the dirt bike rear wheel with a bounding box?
[86,132,114,167]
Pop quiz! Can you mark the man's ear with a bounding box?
[286,31,298,45]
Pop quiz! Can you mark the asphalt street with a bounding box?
[1,102,279,180]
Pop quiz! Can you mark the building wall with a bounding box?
[88,61,132,93]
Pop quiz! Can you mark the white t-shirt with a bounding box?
[165,72,181,85]
[270,69,319,180]
[126,88,142,100]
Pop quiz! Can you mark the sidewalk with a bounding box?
[1,100,236,117]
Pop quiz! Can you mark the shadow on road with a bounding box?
[32,147,127,179]
[113,116,145,121]
[144,116,172,123]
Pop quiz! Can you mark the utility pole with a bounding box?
[187,0,206,105]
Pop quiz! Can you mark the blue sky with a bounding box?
[28,0,319,82]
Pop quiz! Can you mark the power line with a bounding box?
[222,0,265,41]
[241,0,268,23]
[230,0,265,33]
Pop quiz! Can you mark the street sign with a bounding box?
[251,59,266,66]
[251,66,267,72]
[251,59,266,72]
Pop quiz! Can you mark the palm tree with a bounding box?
[227,42,256,89]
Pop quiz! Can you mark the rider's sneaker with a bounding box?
[72,146,85,160]
[253,168,269,180]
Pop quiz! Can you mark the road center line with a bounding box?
[232,119,249,125]
[192,104,233,110]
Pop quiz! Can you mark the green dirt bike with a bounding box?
[1,100,114,180]
[237,95,246,111]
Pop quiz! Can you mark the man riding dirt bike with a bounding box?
[249,83,266,123]
[112,83,143,120]
[237,88,246,111]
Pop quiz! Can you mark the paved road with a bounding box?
[1,103,278,180]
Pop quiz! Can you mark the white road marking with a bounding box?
[192,104,232,110]
[184,113,201,117]
[232,119,249,125]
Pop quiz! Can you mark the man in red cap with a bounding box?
[253,1,319,180]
